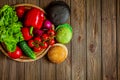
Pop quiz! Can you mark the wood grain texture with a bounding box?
[86,0,101,80]
[117,0,120,80]
[71,0,87,80]
[0,0,119,80]
[102,0,117,80]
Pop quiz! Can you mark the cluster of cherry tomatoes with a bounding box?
[27,28,55,52]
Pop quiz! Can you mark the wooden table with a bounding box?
[0,0,119,80]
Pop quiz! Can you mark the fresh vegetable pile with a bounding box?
[0,2,72,63]
[0,5,55,59]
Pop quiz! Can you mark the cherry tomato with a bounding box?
[33,46,42,52]
[42,34,49,41]
[34,37,41,43]
[49,39,55,45]
[16,6,25,18]
[47,29,55,36]
[28,40,34,48]
[8,46,23,59]
[41,42,48,49]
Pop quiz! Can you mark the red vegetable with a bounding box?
[21,27,33,40]
[43,20,52,29]
[47,29,55,36]
[41,42,48,49]
[42,34,49,41]
[8,46,23,59]
[34,37,41,43]
[16,6,25,18]
[28,40,34,48]
[33,46,42,52]
[28,37,42,50]
[24,8,44,29]
[48,39,55,45]
[33,29,44,37]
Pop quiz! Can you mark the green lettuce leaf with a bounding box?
[0,5,24,52]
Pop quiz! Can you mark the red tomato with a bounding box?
[33,46,42,52]
[16,6,25,18]
[34,37,41,43]
[21,27,33,40]
[41,42,48,49]
[8,46,23,59]
[47,29,55,36]
[28,40,34,48]
[42,34,49,41]
[49,39,55,45]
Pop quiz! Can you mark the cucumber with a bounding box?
[19,41,36,59]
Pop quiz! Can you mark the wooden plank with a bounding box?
[102,0,117,80]
[16,63,25,80]
[0,0,8,7]
[117,0,120,80]
[40,58,56,80]
[24,0,39,5]
[16,0,24,4]
[71,0,87,80]
[39,0,54,8]
[8,60,17,80]
[0,53,9,80]
[39,0,56,80]
[86,0,101,80]
[24,61,41,80]
[55,0,71,80]
[8,0,16,5]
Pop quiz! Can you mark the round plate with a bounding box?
[0,4,53,62]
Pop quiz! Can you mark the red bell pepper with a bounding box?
[24,8,44,29]
[21,27,33,40]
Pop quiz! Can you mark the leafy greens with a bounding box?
[0,5,24,52]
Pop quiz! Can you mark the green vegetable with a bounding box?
[19,41,36,59]
[30,26,34,36]
[55,24,73,44]
[56,23,72,32]
[0,5,24,52]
